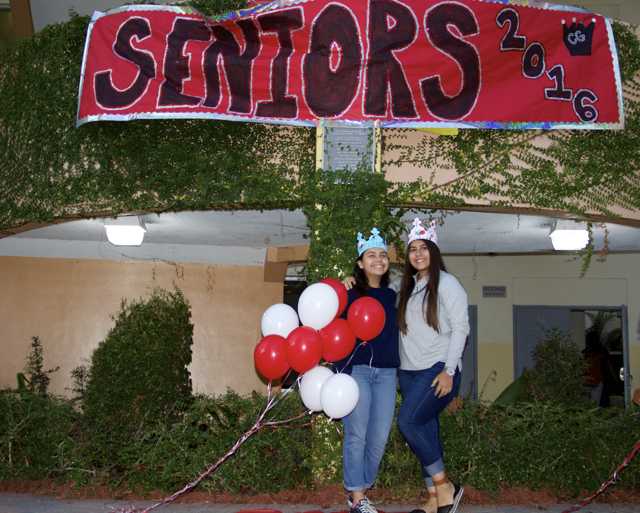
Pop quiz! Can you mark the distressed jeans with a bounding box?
[342,365,397,491]
[398,362,461,479]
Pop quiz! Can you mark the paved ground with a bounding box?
[0,494,637,513]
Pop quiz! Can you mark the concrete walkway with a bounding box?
[0,494,637,513]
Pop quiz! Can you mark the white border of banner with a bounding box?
[76,1,625,130]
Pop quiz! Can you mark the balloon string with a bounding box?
[264,370,295,411]
[264,410,309,427]
[337,342,365,374]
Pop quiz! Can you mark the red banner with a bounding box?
[77,0,623,129]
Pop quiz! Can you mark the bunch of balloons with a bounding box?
[253,278,385,419]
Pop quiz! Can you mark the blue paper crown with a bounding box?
[357,227,387,256]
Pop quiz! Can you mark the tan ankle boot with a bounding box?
[420,495,438,513]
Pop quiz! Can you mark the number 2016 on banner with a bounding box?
[496,8,598,123]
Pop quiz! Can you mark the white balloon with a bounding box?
[320,373,360,419]
[299,366,335,411]
[261,303,299,338]
[298,282,339,330]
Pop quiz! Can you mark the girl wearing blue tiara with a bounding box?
[337,228,400,513]
[397,218,468,513]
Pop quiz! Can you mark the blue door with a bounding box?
[513,306,572,378]
[460,305,478,400]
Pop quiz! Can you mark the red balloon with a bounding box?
[320,318,356,362]
[254,335,290,381]
[347,297,386,341]
[286,326,322,373]
[320,277,348,317]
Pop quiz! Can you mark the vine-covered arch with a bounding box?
[1,2,639,277]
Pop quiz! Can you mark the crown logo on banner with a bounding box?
[562,18,595,56]
[357,227,387,256]
[407,218,438,246]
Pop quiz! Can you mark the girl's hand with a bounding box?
[342,276,356,290]
[431,371,453,398]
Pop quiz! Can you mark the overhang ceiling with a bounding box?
[0,209,638,266]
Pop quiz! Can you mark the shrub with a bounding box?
[319,399,640,496]
[68,363,89,405]
[2,388,638,496]
[0,336,74,480]
[0,391,77,480]
[525,328,587,405]
[18,336,60,396]
[441,401,640,495]
[80,288,194,472]
[111,391,311,493]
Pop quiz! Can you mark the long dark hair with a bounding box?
[353,254,390,296]
[397,239,447,334]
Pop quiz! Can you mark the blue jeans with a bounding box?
[342,365,397,491]
[398,362,460,479]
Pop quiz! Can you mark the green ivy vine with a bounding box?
[301,166,407,282]
[0,11,312,233]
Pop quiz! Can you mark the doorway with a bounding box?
[513,305,630,407]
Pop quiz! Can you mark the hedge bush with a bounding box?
[0,391,77,480]
[1,389,638,496]
[346,401,640,496]
[438,402,639,495]
[116,391,311,493]
[2,322,638,496]
[80,288,194,473]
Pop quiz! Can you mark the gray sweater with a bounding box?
[394,271,469,372]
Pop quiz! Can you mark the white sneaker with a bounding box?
[350,497,378,513]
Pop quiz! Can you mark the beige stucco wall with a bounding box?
[445,253,640,401]
[0,256,282,397]
[1,252,638,403]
